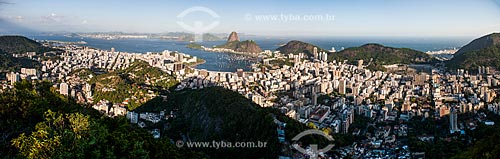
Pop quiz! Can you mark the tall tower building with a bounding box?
[450,107,459,133]
[312,86,318,106]
[313,47,318,60]
[321,52,328,61]
[339,79,346,95]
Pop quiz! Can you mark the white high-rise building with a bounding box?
[84,83,92,98]
[60,82,69,96]
[313,47,318,60]
[9,72,20,85]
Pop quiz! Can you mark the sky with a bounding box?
[0,0,499,37]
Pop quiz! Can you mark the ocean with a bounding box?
[32,35,470,72]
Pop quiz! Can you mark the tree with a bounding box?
[11,110,91,159]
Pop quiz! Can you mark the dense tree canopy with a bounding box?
[0,81,201,158]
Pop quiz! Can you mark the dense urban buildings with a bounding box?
[1,1,500,158]
[3,36,500,158]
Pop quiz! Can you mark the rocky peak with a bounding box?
[227,31,239,42]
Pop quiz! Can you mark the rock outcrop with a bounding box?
[227,31,240,42]
[217,32,262,54]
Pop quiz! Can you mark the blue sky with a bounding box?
[0,0,499,37]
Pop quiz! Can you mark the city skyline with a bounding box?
[0,0,499,37]
[3,1,500,158]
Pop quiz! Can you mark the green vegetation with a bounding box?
[90,60,178,110]
[269,59,294,67]
[69,68,96,81]
[185,58,206,67]
[446,33,500,71]
[0,81,200,158]
[451,110,500,159]
[137,87,336,158]
[121,61,177,88]
[0,36,59,54]
[406,115,465,158]
[403,110,500,159]
[186,43,204,50]
[0,52,40,72]
[328,43,436,71]
[216,41,239,49]
[447,45,500,70]
[0,36,60,72]
[137,87,280,158]
[276,40,326,57]
[216,40,262,53]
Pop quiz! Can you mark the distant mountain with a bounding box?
[446,33,500,70]
[328,43,435,71]
[216,32,262,54]
[155,32,223,41]
[0,36,56,72]
[276,40,326,57]
[201,33,223,41]
[0,36,57,54]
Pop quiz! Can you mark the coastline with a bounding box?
[187,45,259,57]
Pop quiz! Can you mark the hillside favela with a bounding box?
[1,0,500,159]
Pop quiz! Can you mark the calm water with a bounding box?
[33,35,470,72]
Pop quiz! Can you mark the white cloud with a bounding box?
[1,12,96,32]
[0,15,24,22]
[14,15,23,22]
[41,13,65,23]
[37,13,90,27]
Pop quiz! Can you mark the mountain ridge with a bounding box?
[276,40,326,57]
[328,43,435,71]
[446,33,500,70]
[0,36,57,54]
